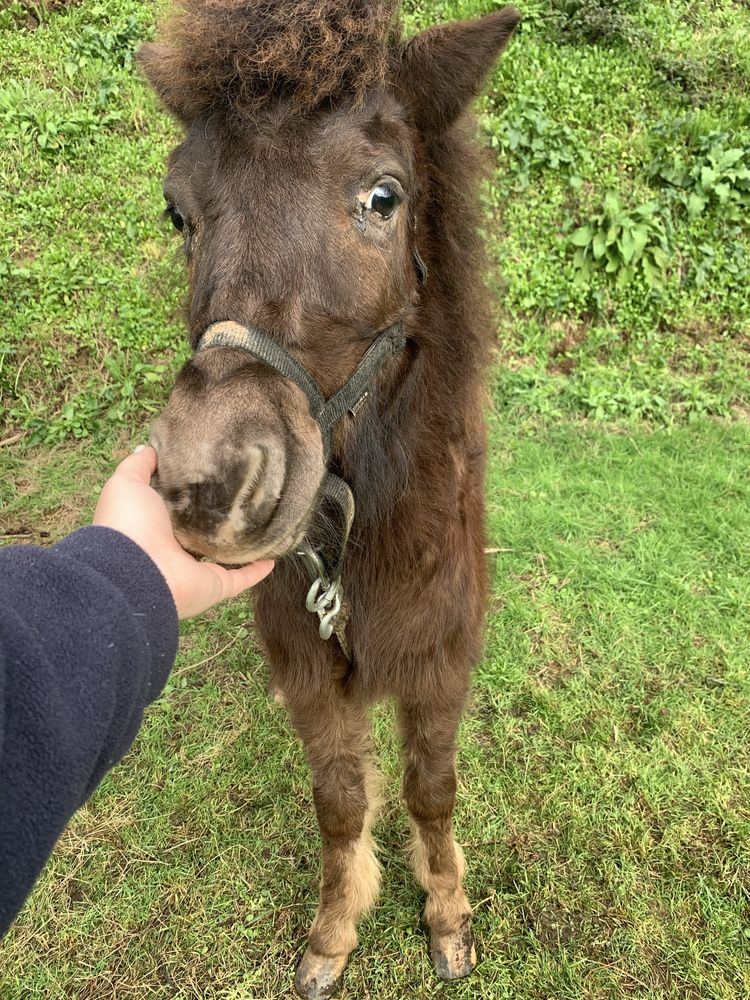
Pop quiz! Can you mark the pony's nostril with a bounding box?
[164,478,236,537]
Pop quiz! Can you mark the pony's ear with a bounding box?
[137,42,208,123]
[391,7,521,137]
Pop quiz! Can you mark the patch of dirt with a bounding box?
[0,442,108,543]
[547,320,590,376]
[522,901,579,949]
[549,356,577,375]
[70,346,94,369]
[682,319,718,344]
[65,878,88,903]
[0,494,90,546]
[535,658,576,687]
[42,0,83,15]
[592,536,621,550]
[0,524,51,544]
[506,827,543,864]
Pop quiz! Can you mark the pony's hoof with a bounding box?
[430,918,477,980]
[294,948,347,999]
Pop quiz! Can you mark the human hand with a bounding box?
[93,446,274,619]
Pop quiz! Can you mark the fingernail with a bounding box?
[133,444,147,453]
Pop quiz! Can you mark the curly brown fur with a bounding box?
[148,0,401,117]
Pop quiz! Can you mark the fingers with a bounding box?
[173,559,274,618]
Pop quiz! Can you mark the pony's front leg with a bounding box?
[399,693,476,981]
[285,684,380,1000]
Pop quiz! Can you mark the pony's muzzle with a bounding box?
[149,421,288,563]
[148,343,327,565]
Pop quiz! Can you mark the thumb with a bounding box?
[221,559,276,597]
[202,559,276,604]
[115,445,158,484]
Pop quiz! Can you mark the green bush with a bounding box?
[64,14,151,76]
[0,83,106,158]
[548,0,643,45]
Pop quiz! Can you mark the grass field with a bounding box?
[1,0,750,997]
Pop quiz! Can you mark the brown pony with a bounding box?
[139,1,520,995]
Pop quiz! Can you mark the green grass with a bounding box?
[2,0,750,996]
[2,418,750,999]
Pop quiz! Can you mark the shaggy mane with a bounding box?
[154,0,401,116]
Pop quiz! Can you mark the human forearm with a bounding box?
[0,526,178,935]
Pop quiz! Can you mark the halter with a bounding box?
[194,247,426,653]
[194,317,409,654]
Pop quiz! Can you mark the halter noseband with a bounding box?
[196,320,406,457]
[194,318,409,652]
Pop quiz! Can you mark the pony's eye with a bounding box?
[163,203,185,233]
[365,183,400,220]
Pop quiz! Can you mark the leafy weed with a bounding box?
[648,122,750,223]
[569,191,671,290]
[484,95,589,190]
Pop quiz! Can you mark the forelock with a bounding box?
[153,0,402,118]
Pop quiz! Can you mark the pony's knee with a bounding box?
[313,774,368,842]
[403,762,457,823]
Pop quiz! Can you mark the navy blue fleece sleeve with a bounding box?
[0,526,179,935]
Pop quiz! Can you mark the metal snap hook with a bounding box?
[304,573,343,640]
[318,586,343,640]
